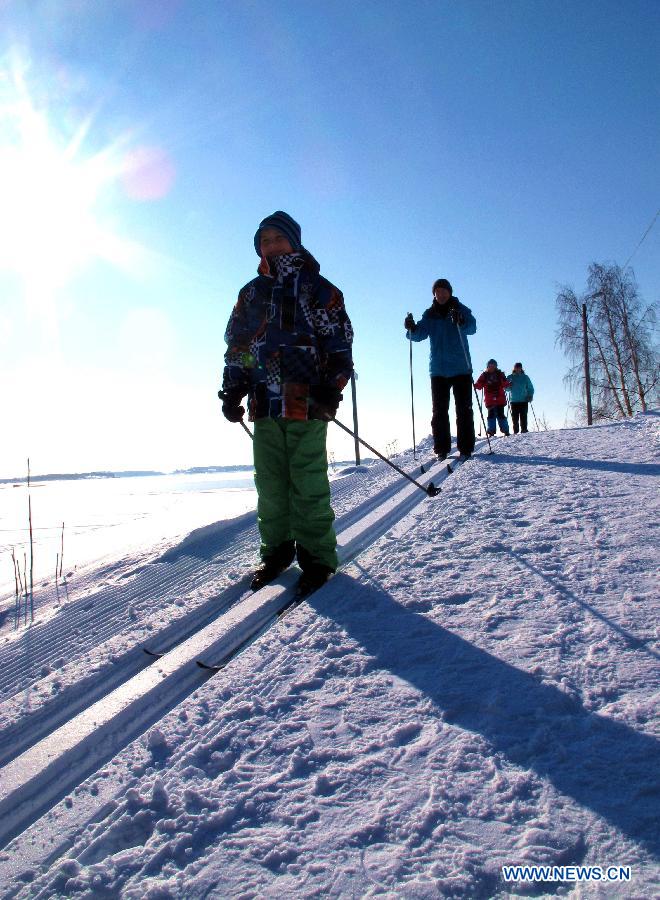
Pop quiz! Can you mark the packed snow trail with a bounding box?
[0,418,658,898]
[0,448,475,848]
[0,447,441,770]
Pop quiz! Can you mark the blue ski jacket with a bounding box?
[507,371,534,403]
[407,299,476,377]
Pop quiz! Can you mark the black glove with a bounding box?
[309,384,342,420]
[218,388,246,423]
[448,298,464,326]
[404,313,416,332]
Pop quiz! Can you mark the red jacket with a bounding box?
[475,369,511,407]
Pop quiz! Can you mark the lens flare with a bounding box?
[0,48,170,334]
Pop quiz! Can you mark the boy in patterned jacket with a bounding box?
[220,211,353,595]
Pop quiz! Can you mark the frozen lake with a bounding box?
[0,471,257,602]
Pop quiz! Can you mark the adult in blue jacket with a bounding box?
[507,362,534,433]
[405,278,477,459]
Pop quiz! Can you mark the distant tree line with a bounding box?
[556,262,659,423]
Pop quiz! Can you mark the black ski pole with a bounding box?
[330,417,439,497]
[453,321,494,454]
[530,400,540,431]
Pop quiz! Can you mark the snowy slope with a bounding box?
[0,415,658,898]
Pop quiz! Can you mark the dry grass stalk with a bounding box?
[27,458,34,623]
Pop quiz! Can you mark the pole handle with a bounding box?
[218,390,253,439]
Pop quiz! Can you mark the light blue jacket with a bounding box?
[507,371,534,403]
[407,300,477,377]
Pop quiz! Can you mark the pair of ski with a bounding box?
[420,449,471,477]
[143,576,320,673]
[446,452,473,474]
[143,449,453,673]
[195,578,319,672]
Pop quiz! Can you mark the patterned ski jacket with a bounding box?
[407,299,477,377]
[474,368,511,407]
[222,251,353,420]
[507,371,534,403]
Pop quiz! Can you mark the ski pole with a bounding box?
[407,320,417,461]
[330,416,439,496]
[453,321,494,454]
[477,388,482,436]
[530,400,540,431]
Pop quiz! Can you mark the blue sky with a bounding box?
[1,0,658,476]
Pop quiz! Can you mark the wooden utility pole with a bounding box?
[350,372,360,465]
[582,303,593,425]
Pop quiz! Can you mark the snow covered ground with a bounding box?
[0,414,658,898]
[0,470,258,603]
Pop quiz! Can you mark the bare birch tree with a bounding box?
[556,263,658,423]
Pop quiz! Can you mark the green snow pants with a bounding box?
[252,417,338,572]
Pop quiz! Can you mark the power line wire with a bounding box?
[623,207,660,269]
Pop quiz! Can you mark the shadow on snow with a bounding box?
[507,549,659,662]
[484,453,660,478]
[310,573,660,859]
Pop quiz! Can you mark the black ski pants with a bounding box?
[510,401,529,433]
[430,374,475,456]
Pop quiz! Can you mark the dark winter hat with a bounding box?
[432,278,453,296]
[514,361,523,369]
[254,210,302,255]
[487,358,497,366]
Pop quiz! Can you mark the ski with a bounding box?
[196,577,329,671]
[446,451,474,475]
[185,451,450,672]
[197,659,225,672]
[276,596,305,622]
[418,454,436,475]
[277,579,325,620]
[195,612,274,672]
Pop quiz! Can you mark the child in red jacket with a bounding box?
[474,359,511,436]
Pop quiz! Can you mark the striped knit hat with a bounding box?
[254,211,302,255]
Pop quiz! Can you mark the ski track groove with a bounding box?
[0,458,401,694]
[0,447,451,774]
[0,448,458,851]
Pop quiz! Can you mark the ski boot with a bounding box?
[296,564,334,598]
[250,541,295,591]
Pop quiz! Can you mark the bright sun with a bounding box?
[0,51,152,314]
[0,120,104,287]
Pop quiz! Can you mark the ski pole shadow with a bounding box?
[506,548,660,662]
[482,453,660,478]
[308,572,660,858]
